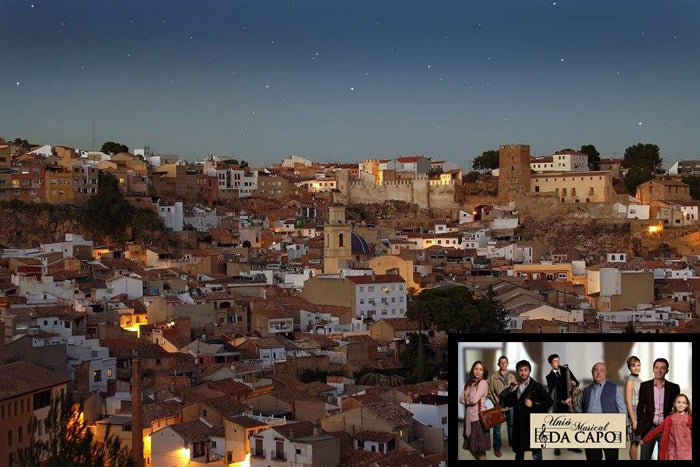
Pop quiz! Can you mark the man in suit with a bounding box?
[545,353,581,456]
[635,357,681,460]
[577,362,627,460]
[499,359,553,461]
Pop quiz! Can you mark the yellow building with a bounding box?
[530,171,613,203]
[44,168,74,203]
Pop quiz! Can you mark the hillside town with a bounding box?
[1,138,700,466]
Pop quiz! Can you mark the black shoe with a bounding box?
[568,448,582,453]
[554,449,561,456]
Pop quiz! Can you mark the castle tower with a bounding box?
[323,205,352,274]
[498,144,531,202]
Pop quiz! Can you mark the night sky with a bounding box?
[2,0,699,168]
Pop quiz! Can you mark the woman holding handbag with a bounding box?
[460,360,491,460]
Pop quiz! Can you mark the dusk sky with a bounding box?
[3,0,699,168]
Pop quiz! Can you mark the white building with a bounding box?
[66,335,117,393]
[250,422,339,467]
[347,273,407,320]
[151,419,224,467]
[158,201,184,232]
[105,274,144,300]
[400,395,449,437]
[40,233,93,258]
[183,206,222,232]
[530,149,589,173]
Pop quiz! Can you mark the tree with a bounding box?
[101,141,129,155]
[396,332,434,383]
[623,321,637,334]
[464,171,479,183]
[13,137,31,151]
[12,394,135,467]
[480,285,510,333]
[624,166,654,195]
[580,144,601,170]
[80,171,133,241]
[622,143,662,173]
[472,150,499,171]
[681,176,700,200]
[407,286,485,333]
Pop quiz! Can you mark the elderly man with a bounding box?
[577,362,627,460]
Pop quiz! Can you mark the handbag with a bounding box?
[478,398,506,432]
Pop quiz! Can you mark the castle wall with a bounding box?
[339,169,456,210]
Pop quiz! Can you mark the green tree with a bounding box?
[80,172,133,241]
[222,159,249,168]
[12,394,135,467]
[681,176,700,200]
[480,285,510,333]
[13,137,31,151]
[407,286,484,333]
[101,141,129,155]
[580,144,601,170]
[623,321,637,334]
[623,143,662,173]
[624,166,654,195]
[472,150,499,171]
[464,171,479,183]
[398,332,434,383]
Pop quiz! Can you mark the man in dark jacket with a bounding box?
[634,357,681,460]
[500,359,553,460]
[545,353,581,455]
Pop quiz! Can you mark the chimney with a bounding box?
[289,429,295,440]
[131,355,144,467]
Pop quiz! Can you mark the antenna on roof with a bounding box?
[92,119,95,152]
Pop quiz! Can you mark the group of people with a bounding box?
[460,354,692,461]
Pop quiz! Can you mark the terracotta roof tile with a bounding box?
[0,361,70,400]
[168,419,222,443]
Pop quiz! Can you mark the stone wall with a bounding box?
[336,169,457,210]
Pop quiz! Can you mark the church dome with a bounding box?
[351,232,371,255]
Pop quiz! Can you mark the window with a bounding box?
[93,370,102,383]
[8,429,12,446]
[211,440,216,448]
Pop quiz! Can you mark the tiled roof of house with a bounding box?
[0,361,70,400]
[272,420,316,439]
[226,414,269,429]
[206,378,253,398]
[393,380,448,397]
[364,400,413,427]
[375,318,419,331]
[355,431,396,442]
[169,419,222,443]
[201,395,249,417]
[101,338,171,360]
[303,381,336,395]
[141,400,183,423]
[396,156,423,163]
[376,451,440,467]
